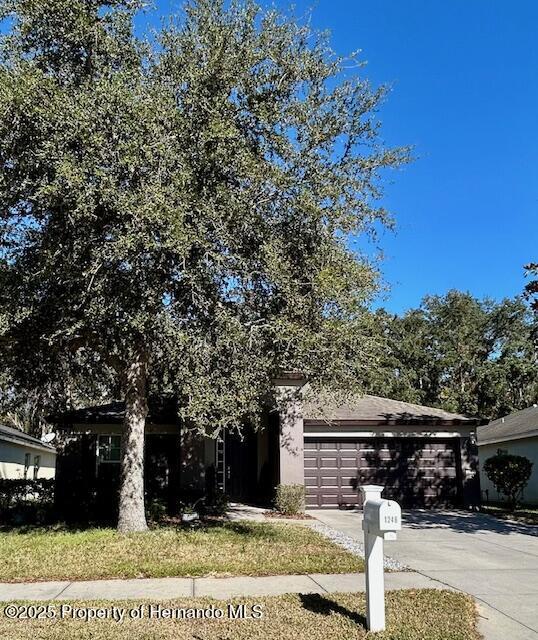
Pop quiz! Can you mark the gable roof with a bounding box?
[477,405,538,445]
[303,394,477,425]
[0,424,56,452]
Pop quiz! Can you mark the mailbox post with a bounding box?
[360,485,402,632]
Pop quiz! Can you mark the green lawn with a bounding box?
[0,522,363,582]
[0,590,480,640]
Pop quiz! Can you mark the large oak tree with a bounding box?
[0,0,407,531]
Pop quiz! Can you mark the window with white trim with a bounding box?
[98,435,121,463]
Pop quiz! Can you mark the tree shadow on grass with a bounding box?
[299,593,367,627]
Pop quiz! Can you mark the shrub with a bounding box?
[0,478,55,525]
[146,498,168,523]
[483,453,533,509]
[274,484,305,515]
[201,490,229,517]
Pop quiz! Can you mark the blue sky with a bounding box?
[142,0,537,313]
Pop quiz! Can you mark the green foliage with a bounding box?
[274,483,305,515]
[362,291,537,419]
[0,0,407,435]
[483,453,533,509]
[145,497,168,523]
[0,478,55,524]
[524,262,538,312]
[201,490,229,517]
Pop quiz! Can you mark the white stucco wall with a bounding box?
[0,440,56,480]
[479,436,538,504]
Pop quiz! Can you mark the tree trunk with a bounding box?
[117,347,149,533]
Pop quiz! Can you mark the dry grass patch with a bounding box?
[0,590,480,640]
[0,521,362,582]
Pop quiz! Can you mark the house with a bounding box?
[478,405,538,505]
[0,424,56,480]
[50,378,481,520]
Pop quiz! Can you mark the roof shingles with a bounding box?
[477,405,538,445]
[303,394,475,424]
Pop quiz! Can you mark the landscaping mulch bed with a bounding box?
[0,590,480,639]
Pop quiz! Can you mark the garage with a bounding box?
[302,394,481,509]
[304,437,462,508]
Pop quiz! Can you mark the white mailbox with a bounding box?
[362,498,402,540]
[360,485,402,633]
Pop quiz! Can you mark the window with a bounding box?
[497,448,508,455]
[24,453,31,479]
[33,455,40,480]
[98,435,121,463]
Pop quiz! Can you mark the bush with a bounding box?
[201,490,229,517]
[146,498,168,523]
[483,453,533,509]
[0,478,55,525]
[274,484,305,515]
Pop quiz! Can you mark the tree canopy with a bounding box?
[0,0,407,530]
[363,291,537,419]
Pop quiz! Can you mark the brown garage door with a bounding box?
[304,437,462,509]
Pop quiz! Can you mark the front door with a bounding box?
[224,429,258,502]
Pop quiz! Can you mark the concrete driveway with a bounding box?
[309,508,538,640]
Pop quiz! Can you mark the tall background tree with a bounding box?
[363,291,537,419]
[524,262,538,319]
[0,0,408,531]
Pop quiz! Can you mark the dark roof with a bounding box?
[477,405,538,445]
[303,394,477,425]
[51,396,178,427]
[0,424,56,451]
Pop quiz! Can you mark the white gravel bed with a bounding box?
[309,522,408,571]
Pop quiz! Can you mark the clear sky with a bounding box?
[143,0,538,313]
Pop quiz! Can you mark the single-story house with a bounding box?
[50,378,481,519]
[478,405,538,505]
[0,424,56,480]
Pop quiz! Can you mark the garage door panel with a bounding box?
[320,442,338,450]
[320,457,338,467]
[304,437,462,509]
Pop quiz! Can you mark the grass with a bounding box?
[0,521,363,582]
[0,590,480,639]
[481,504,538,525]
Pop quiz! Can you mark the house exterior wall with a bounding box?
[64,423,210,493]
[180,429,206,492]
[479,436,538,504]
[0,440,56,480]
[275,379,305,486]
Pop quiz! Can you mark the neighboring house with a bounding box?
[478,405,538,505]
[0,424,56,480]
[50,378,481,519]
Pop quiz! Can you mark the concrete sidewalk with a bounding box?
[0,571,441,602]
